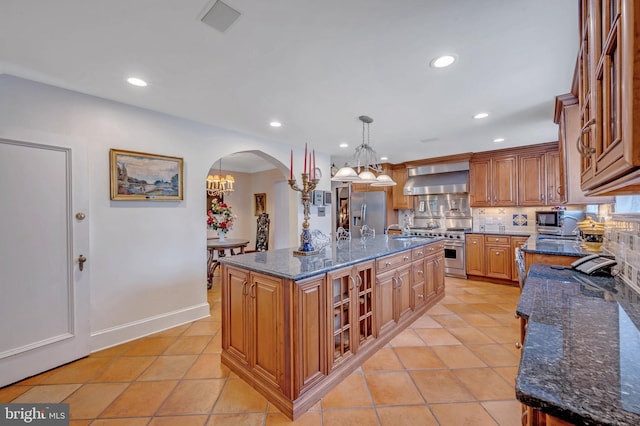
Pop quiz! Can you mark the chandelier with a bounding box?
[331,115,396,186]
[206,158,235,196]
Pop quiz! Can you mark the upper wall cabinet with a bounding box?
[469,155,518,207]
[577,0,640,195]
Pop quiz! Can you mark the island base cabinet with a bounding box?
[222,266,284,393]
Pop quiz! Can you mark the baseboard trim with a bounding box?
[90,303,211,352]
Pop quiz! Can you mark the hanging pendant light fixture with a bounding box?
[331,115,396,186]
[206,158,235,196]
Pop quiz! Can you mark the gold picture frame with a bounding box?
[254,193,266,216]
[110,149,184,201]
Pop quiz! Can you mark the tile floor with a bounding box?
[0,277,523,425]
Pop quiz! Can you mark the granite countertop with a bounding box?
[516,264,640,425]
[219,235,443,281]
[521,235,600,257]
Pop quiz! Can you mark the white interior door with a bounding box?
[0,136,89,387]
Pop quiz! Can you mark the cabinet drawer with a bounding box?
[376,250,412,273]
[424,241,444,254]
[484,235,510,245]
[412,246,427,260]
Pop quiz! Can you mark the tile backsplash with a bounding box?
[472,207,541,234]
[604,213,640,293]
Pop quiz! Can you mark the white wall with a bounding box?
[0,75,331,351]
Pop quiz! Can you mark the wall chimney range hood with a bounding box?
[404,161,469,195]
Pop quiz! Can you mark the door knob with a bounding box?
[78,254,87,271]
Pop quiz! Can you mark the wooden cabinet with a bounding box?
[554,94,615,204]
[376,249,413,335]
[485,235,512,280]
[391,167,411,209]
[466,234,485,276]
[511,237,529,283]
[518,152,546,206]
[469,155,517,207]
[223,266,284,391]
[327,261,375,369]
[577,0,640,195]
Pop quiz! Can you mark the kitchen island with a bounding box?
[516,264,640,425]
[219,235,445,420]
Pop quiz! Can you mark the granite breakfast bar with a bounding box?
[516,264,640,425]
[218,235,445,420]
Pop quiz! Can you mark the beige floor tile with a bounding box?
[69,420,92,426]
[13,369,57,386]
[454,294,492,304]
[431,345,487,369]
[184,353,230,379]
[90,357,156,382]
[425,304,454,315]
[148,415,208,426]
[163,336,212,355]
[430,402,498,425]
[265,410,322,425]
[476,326,520,343]
[482,400,522,426]
[448,327,496,345]
[467,344,520,367]
[207,413,266,425]
[91,341,139,358]
[393,347,446,370]
[361,347,403,371]
[411,370,475,403]
[0,385,32,402]
[432,314,469,329]
[408,314,443,329]
[443,303,481,314]
[492,367,519,387]
[123,337,176,356]
[377,405,438,426]
[453,368,515,401]
[148,323,191,338]
[64,383,128,419]
[457,312,503,327]
[321,408,379,426]
[184,320,222,336]
[203,333,222,354]
[40,357,112,384]
[414,328,462,346]
[439,294,465,304]
[157,379,225,416]
[364,371,424,406]
[90,418,151,426]
[468,303,513,314]
[12,384,81,403]
[99,380,178,418]
[212,377,269,413]
[321,373,372,409]
[388,329,425,347]
[137,355,197,380]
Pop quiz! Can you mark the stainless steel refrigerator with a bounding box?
[349,191,386,237]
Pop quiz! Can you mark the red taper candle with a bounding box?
[303,143,307,173]
[290,149,293,180]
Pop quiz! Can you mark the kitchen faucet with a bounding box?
[385,224,401,234]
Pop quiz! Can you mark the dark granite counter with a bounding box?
[521,235,600,257]
[516,264,640,425]
[219,235,442,281]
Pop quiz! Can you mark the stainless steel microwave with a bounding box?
[535,210,567,235]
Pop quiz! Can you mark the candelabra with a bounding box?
[288,172,320,256]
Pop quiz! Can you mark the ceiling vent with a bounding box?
[201,0,241,33]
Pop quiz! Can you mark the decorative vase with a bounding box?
[218,231,226,241]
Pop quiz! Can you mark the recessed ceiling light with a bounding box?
[493,138,505,143]
[126,77,147,87]
[269,121,282,127]
[339,143,349,148]
[473,112,489,119]
[380,156,388,161]
[430,55,456,68]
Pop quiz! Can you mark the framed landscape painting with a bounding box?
[110,149,184,201]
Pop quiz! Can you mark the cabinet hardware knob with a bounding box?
[78,254,87,271]
[514,312,520,318]
[496,251,500,255]
[577,118,597,158]
[418,294,423,299]
[418,251,423,255]
[385,262,391,267]
[515,342,522,349]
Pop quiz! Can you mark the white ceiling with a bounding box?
[0,0,579,171]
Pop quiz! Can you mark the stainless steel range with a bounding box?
[410,227,469,278]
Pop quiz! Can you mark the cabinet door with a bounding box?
[433,253,445,295]
[511,237,529,283]
[327,266,355,367]
[411,259,427,310]
[578,0,597,189]
[545,150,561,205]
[391,168,410,209]
[375,270,396,336]
[469,159,491,207]
[353,262,375,352]
[518,153,546,206]
[466,234,485,276]
[492,155,518,206]
[294,276,326,396]
[395,265,412,323]
[250,272,284,389]
[224,266,251,365]
[485,245,512,280]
